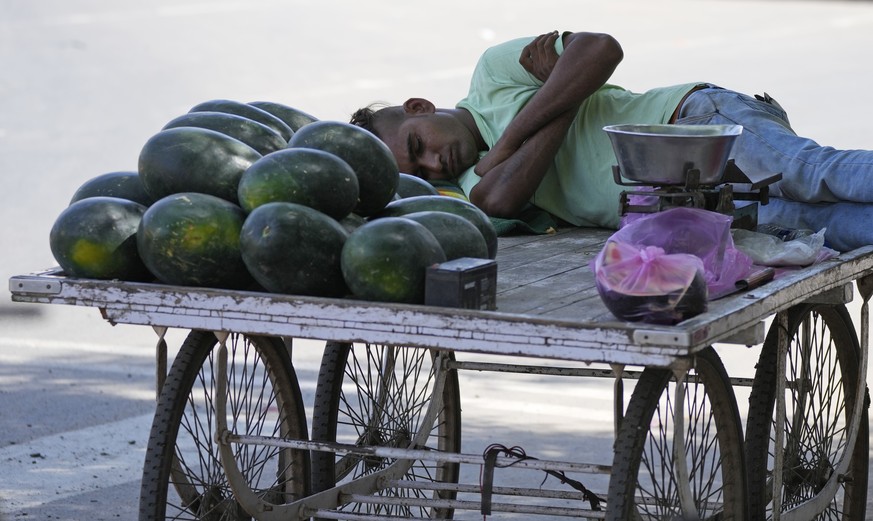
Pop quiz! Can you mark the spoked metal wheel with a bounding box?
[139,331,310,520]
[746,303,869,520]
[608,346,747,520]
[310,342,462,518]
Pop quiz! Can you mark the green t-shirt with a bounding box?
[456,35,701,229]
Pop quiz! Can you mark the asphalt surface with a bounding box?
[2,0,873,519]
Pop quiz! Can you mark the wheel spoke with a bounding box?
[746,304,868,519]
[609,347,746,520]
[139,332,308,520]
[311,343,461,518]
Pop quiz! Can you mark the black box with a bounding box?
[425,257,497,310]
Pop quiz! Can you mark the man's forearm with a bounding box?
[475,32,622,178]
[501,32,622,152]
[469,31,623,218]
[470,109,577,217]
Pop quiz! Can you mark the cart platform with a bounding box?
[9,226,873,520]
[10,227,873,366]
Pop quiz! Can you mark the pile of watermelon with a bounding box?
[49,99,497,305]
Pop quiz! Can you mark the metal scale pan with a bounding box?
[604,124,781,229]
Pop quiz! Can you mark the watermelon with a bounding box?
[138,127,261,204]
[396,173,439,198]
[162,111,287,155]
[189,99,295,141]
[237,148,359,219]
[341,217,446,304]
[49,197,151,281]
[401,211,489,260]
[375,195,497,259]
[287,120,399,217]
[248,101,318,132]
[338,213,366,234]
[597,271,707,325]
[137,192,253,289]
[595,241,708,325]
[69,171,155,207]
[240,202,348,297]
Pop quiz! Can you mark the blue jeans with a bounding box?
[675,86,873,251]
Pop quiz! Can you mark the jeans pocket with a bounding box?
[674,112,728,125]
[738,92,790,125]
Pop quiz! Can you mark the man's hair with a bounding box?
[350,102,398,138]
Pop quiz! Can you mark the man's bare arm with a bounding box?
[469,108,577,217]
[473,32,623,184]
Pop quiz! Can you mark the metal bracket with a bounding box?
[153,326,168,399]
[9,276,61,295]
[610,364,626,437]
[720,321,765,346]
[804,284,853,305]
[857,274,873,303]
[633,329,689,347]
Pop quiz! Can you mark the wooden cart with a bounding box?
[10,227,873,520]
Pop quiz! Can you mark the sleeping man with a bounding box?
[350,31,873,251]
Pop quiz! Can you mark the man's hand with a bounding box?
[520,31,560,82]
[475,138,513,177]
[468,32,623,218]
[474,31,561,176]
[470,108,578,217]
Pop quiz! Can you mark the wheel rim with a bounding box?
[326,344,460,518]
[634,371,737,517]
[756,305,865,519]
[163,333,306,519]
[781,315,848,512]
[609,348,746,520]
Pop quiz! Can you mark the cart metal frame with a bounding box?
[10,227,873,519]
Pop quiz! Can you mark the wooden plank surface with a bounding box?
[494,228,609,320]
[9,227,873,367]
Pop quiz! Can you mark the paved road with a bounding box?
[3,0,873,519]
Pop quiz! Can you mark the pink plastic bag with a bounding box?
[610,207,754,300]
[593,240,708,324]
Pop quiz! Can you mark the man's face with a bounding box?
[376,111,480,182]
